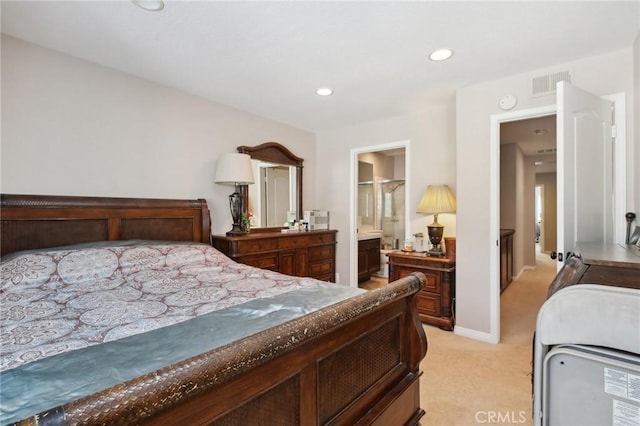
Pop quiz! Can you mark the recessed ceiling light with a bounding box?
[429,49,453,61]
[316,87,333,96]
[131,0,164,12]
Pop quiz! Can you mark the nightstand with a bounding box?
[386,251,455,330]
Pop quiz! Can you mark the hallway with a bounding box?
[421,250,557,425]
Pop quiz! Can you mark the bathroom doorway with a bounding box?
[351,141,410,286]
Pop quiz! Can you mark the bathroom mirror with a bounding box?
[237,142,303,229]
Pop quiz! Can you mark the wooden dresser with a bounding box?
[500,229,514,293]
[548,243,640,296]
[211,230,337,282]
[386,251,456,330]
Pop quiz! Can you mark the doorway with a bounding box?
[500,113,558,274]
[490,90,626,342]
[489,104,557,342]
[350,141,410,287]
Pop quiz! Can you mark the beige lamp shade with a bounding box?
[417,185,456,255]
[416,185,456,216]
[214,153,255,185]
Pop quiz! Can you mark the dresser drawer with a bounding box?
[279,232,335,249]
[309,260,334,278]
[234,238,279,254]
[309,244,334,262]
[314,273,335,282]
[239,253,278,271]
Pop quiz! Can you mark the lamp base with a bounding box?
[427,222,444,257]
[226,224,248,236]
[427,249,444,257]
[227,187,248,236]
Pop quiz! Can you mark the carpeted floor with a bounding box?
[420,250,557,425]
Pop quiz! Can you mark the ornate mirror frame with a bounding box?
[237,142,304,230]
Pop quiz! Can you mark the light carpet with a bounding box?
[420,251,556,425]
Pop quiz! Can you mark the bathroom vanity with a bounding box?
[358,237,381,282]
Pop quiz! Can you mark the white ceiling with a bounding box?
[1,1,639,132]
[501,114,557,173]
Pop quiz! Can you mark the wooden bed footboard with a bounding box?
[11,273,427,426]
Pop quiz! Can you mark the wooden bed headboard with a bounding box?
[0,194,211,256]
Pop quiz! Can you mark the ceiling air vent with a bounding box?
[536,148,557,154]
[531,70,572,97]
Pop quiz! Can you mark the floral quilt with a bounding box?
[0,241,322,371]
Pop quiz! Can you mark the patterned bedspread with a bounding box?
[0,241,324,372]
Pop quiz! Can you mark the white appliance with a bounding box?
[533,284,640,426]
[304,210,329,230]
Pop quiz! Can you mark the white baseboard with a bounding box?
[513,265,535,281]
[454,325,499,344]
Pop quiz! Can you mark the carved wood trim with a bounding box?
[237,142,304,225]
[237,142,303,167]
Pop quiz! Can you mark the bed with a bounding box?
[0,194,428,426]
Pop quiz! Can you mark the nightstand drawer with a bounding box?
[421,271,441,293]
[394,267,441,293]
[417,292,441,317]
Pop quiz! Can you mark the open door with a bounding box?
[555,81,614,270]
[262,166,290,227]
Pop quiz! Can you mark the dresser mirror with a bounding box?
[237,142,303,229]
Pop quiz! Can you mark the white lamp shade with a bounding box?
[214,153,255,185]
[416,185,456,214]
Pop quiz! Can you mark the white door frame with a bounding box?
[489,94,626,342]
[490,105,556,343]
[350,140,411,286]
[603,93,627,246]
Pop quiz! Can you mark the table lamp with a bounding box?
[214,153,255,236]
[416,185,456,256]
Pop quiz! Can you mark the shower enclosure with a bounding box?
[358,178,406,278]
[377,178,406,250]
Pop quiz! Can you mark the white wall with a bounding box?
[536,173,557,254]
[3,35,637,339]
[316,104,456,285]
[457,48,637,341]
[1,36,317,236]
[500,142,536,277]
[635,34,640,220]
